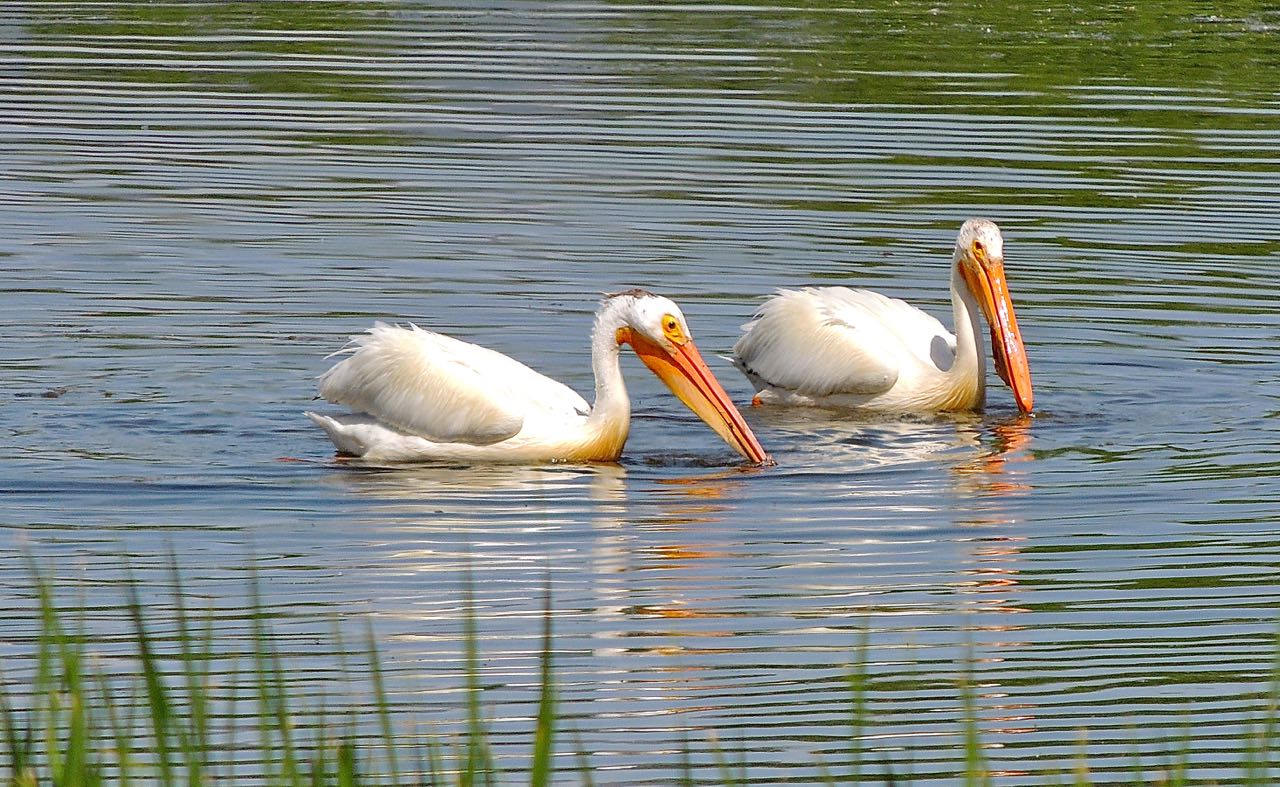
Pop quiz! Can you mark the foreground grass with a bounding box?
[2,563,1279,785]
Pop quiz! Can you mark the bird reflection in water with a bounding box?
[325,458,627,496]
[582,463,754,763]
[951,414,1035,498]
[319,460,628,540]
[950,414,1036,612]
[326,457,754,641]
[631,468,761,621]
[592,467,753,626]
[948,415,1039,751]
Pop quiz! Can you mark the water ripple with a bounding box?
[3,3,1280,783]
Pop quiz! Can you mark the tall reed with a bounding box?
[2,560,1278,785]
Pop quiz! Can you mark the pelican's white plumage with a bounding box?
[307,290,770,465]
[733,219,1034,414]
[315,323,584,445]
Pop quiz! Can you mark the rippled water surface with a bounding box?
[4,3,1280,782]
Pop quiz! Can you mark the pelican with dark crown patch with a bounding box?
[308,290,771,464]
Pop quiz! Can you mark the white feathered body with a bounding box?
[732,286,985,412]
[307,322,628,463]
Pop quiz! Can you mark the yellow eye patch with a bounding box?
[971,240,987,263]
[661,314,686,343]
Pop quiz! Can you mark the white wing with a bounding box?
[820,287,956,369]
[318,323,589,445]
[733,288,953,396]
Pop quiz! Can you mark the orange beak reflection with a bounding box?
[961,256,1034,414]
[620,330,772,465]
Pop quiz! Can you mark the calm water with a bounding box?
[4,2,1280,782]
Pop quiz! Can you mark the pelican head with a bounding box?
[605,289,772,465]
[953,219,1034,414]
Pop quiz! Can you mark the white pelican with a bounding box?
[732,219,1033,414]
[306,289,771,465]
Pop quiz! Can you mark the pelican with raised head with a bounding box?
[307,289,771,464]
[732,219,1034,414]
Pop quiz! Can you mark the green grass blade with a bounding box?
[677,730,695,787]
[461,561,493,787]
[121,681,141,783]
[55,588,91,787]
[1072,728,1092,786]
[268,620,303,784]
[31,565,66,781]
[336,733,359,787]
[0,665,37,787]
[847,624,870,782]
[529,581,556,787]
[365,620,401,782]
[329,618,368,785]
[61,690,89,787]
[247,560,304,786]
[249,564,281,782]
[815,753,837,786]
[706,730,742,786]
[409,720,429,787]
[1171,712,1192,787]
[95,669,132,786]
[881,756,898,785]
[168,553,207,786]
[308,701,330,787]
[960,654,988,787]
[224,654,241,787]
[1256,622,1280,785]
[423,722,446,787]
[124,571,177,785]
[1127,721,1145,787]
[567,723,595,787]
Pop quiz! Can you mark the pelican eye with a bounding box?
[661,314,685,343]
[972,239,987,263]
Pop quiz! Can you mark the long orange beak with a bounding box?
[619,329,772,465]
[960,256,1034,414]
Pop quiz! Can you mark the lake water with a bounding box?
[4,3,1280,783]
